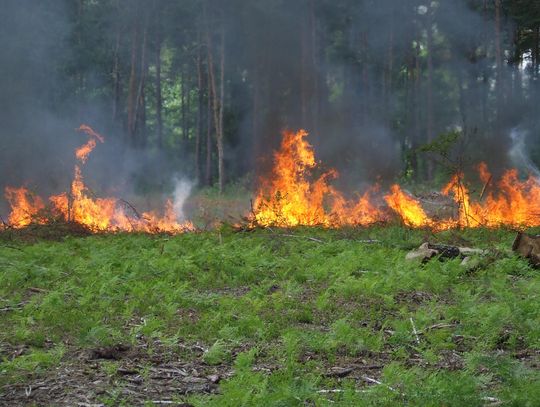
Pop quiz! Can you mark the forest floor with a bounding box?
[0,225,539,406]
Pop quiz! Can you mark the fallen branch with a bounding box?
[278,233,324,243]
[421,323,458,333]
[409,317,420,344]
[0,302,26,312]
[481,396,503,406]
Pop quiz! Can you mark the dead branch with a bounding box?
[409,317,420,344]
[479,174,493,201]
[278,233,324,243]
[119,199,142,219]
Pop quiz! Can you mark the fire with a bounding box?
[252,129,540,230]
[252,129,386,227]
[4,187,46,227]
[4,126,540,233]
[384,185,432,228]
[3,125,194,233]
[75,125,104,163]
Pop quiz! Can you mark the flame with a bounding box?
[384,185,433,228]
[252,129,386,227]
[252,130,540,230]
[5,126,540,233]
[4,125,194,233]
[4,187,46,228]
[75,124,105,163]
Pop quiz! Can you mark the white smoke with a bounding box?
[172,177,193,221]
[508,128,540,179]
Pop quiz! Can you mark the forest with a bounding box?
[2,0,540,197]
[2,1,540,406]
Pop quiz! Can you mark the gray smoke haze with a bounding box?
[1,0,539,220]
[509,128,540,179]
[0,0,191,217]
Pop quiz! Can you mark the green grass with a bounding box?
[1,226,539,406]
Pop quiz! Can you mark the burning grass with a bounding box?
[2,125,194,234]
[4,127,540,234]
[1,227,539,405]
[252,130,540,231]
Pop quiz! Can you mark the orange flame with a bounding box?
[75,125,105,163]
[4,187,46,228]
[384,185,433,228]
[5,127,540,233]
[4,125,194,233]
[252,130,540,230]
[252,129,386,227]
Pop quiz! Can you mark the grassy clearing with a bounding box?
[0,226,539,406]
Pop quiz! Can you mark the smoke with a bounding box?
[0,0,196,219]
[1,0,540,221]
[509,128,540,179]
[172,178,193,221]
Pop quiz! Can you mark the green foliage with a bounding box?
[419,130,461,159]
[0,227,539,404]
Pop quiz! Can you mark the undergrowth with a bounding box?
[0,225,539,406]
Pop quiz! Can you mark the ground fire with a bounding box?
[3,127,540,233]
[252,129,540,230]
[2,125,194,233]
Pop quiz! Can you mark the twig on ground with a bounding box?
[361,376,403,395]
[317,389,366,394]
[481,396,503,406]
[421,323,457,333]
[0,302,26,312]
[409,317,420,344]
[28,287,48,294]
[1,244,23,251]
[278,234,324,243]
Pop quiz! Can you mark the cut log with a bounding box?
[406,243,486,263]
[512,232,540,267]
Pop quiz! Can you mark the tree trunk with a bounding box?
[134,12,149,147]
[127,10,140,143]
[195,37,204,184]
[494,0,504,122]
[205,3,225,193]
[181,65,187,142]
[217,24,225,193]
[155,6,163,149]
[533,26,540,79]
[112,3,121,123]
[426,9,435,180]
[205,83,212,186]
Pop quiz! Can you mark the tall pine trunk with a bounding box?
[195,36,204,185]
[127,10,140,143]
[205,2,225,193]
[426,9,435,180]
[155,7,163,149]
